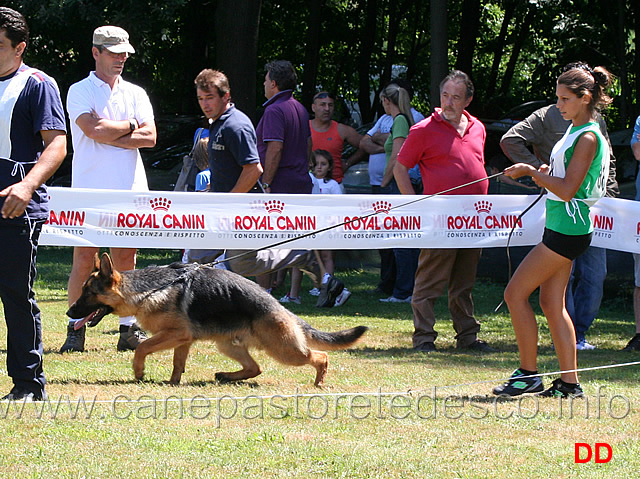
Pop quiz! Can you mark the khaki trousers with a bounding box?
[411,248,482,348]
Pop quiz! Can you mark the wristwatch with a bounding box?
[129,119,137,131]
[262,183,271,189]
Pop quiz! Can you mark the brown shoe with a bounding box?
[117,323,147,351]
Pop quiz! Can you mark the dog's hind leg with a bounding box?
[170,342,192,385]
[214,341,262,383]
[132,329,193,382]
[255,317,329,386]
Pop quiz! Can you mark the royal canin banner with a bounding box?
[40,187,640,253]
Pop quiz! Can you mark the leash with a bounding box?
[212,171,505,268]
[132,172,504,299]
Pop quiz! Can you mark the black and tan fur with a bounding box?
[67,253,368,386]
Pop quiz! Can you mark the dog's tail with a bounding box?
[297,317,368,351]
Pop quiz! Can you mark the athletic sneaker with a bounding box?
[59,323,86,353]
[279,293,302,305]
[117,323,148,351]
[316,275,344,308]
[538,378,584,398]
[1,387,47,402]
[308,287,321,297]
[334,288,352,307]
[576,339,596,350]
[492,368,544,396]
[379,295,412,303]
[622,333,640,351]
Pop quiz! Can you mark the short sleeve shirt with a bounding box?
[0,64,66,219]
[208,105,260,192]
[67,72,154,191]
[396,109,487,195]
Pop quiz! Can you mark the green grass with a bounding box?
[0,246,639,478]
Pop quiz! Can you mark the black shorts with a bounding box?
[542,228,592,260]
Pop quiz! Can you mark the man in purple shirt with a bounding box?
[256,60,312,194]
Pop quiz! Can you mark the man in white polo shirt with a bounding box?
[60,25,157,353]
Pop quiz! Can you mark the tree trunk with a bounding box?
[454,0,481,78]
[431,0,448,110]
[301,0,325,111]
[499,4,535,95]
[214,0,262,122]
[486,0,516,99]
[613,0,630,127]
[633,0,640,121]
[358,0,379,123]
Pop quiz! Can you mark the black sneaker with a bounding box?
[622,333,640,351]
[538,378,584,398]
[1,387,47,401]
[117,323,148,351]
[59,323,86,353]
[316,276,344,308]
[493,369,544,396]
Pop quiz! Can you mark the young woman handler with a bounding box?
[493,62,613,398]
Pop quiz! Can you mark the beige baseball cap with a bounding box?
[92,26,135,54]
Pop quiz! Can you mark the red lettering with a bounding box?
[595,443,612,463]
[575,443,592,463]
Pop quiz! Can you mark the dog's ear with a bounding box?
[99,252,114,278]
[93,252,101,271]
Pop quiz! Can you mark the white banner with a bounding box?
[40,187,640,253]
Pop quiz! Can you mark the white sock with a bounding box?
[119,316,136,327]
[322,273,332,284]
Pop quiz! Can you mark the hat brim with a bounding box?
[104,44,135,54]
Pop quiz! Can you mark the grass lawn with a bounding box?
[0,246,639,478]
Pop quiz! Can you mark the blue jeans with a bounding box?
[565,246,607,341]
[392,248,420,299]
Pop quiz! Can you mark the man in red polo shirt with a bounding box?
[393,70,493,354]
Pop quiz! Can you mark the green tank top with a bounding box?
[545,121,609,235]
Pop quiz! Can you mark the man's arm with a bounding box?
[231,162,264,193]
[261,141,283,191]
[632,116,640,162]
[338,123,366,170]
[393,162,414,195]
[75,112,157,149]
[0,130,67,219]
[500,111,547,168]
[359,130,390,155]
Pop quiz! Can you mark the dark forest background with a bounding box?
[7,0,640,129]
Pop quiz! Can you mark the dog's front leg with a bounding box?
[131,329,193,382]
[170,343,192,385]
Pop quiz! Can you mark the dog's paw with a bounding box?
[214,372,233,383]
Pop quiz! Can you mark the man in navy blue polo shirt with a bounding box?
[194,69,262,193]
[0,7,67,401]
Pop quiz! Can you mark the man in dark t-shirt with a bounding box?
[0,7,67,401]
[194,69,262,193]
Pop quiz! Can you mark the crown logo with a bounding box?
[134,196,153,210]
[372,200,391,214]
[265,200,284,214]
[150,197,171,211]
[474,200,491,214]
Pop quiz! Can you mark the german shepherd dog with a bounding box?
[67,253,368,386]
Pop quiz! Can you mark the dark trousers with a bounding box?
[0,219,46,394]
